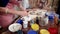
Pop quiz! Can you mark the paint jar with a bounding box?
[23,21,28,28]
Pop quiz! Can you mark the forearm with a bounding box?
[0,7,27,16]
[8,9,24,16]
[0,7,9,14]
[46,0,51,7]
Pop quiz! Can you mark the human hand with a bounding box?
[0,7,5,12]
[20,11,28,17]
[43,6,50,10]
[0,7,7,13]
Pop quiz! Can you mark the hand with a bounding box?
[0,7,5,12]
[19,11,28,17]
[0,7,8,13]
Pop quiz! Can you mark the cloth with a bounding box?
[0,0,9,7]
[0,1,20,28]
[0,3,14,28]
[22,0,29,9]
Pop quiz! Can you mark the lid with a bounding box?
[40,29,50,34]
[48,27,58,34]
[48,15,54,21]
[31,24,39,31]
[27,30,38,34]
[8,23,22,32]
[16,19,23,24]
[46,11,54,21]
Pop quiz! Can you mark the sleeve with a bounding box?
[0,0,9,7]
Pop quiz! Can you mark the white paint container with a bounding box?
[23,21,28,28]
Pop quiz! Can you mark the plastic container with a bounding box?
[30,19,35,25]
[39,17,49,26]
[48,15,55,27]
[46,11,55,26]
[23,21,28,28]
[27,30,38,34]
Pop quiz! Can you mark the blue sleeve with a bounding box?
[0,0,9,7]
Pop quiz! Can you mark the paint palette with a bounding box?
[28,9,47,17]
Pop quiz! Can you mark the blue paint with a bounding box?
[48,15,54,21]
[16,19,23,24]
[45,12,55,21]
[45,13,48,16]
[27,30,38,34]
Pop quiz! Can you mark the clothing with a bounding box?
[0,0,9,7]
[0,2,19,28]
[40,0,48,6]
[0,3,13,28]
[22,0,29,9]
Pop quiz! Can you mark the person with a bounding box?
[22,0,30,9]
[0,0,28,28]
[38,0,51,9]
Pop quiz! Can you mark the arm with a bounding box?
[8,9,28,16]
[43,0,51,10]
[46,0,51,7]
[0,7,28,16]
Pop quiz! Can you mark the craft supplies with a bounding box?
[8,23,22,32]
[23,21,28,28]
[16,19,23,24]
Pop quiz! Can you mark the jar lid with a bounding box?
[8,23,22,32]
[31,24,39,31]
[48,27,58,34]
[27,30,38,34]
[40,29,50,34]
[16,19,23,24]
[48,15,54,21]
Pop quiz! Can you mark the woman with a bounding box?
[38,0,51,9]
[0,0,28,28]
